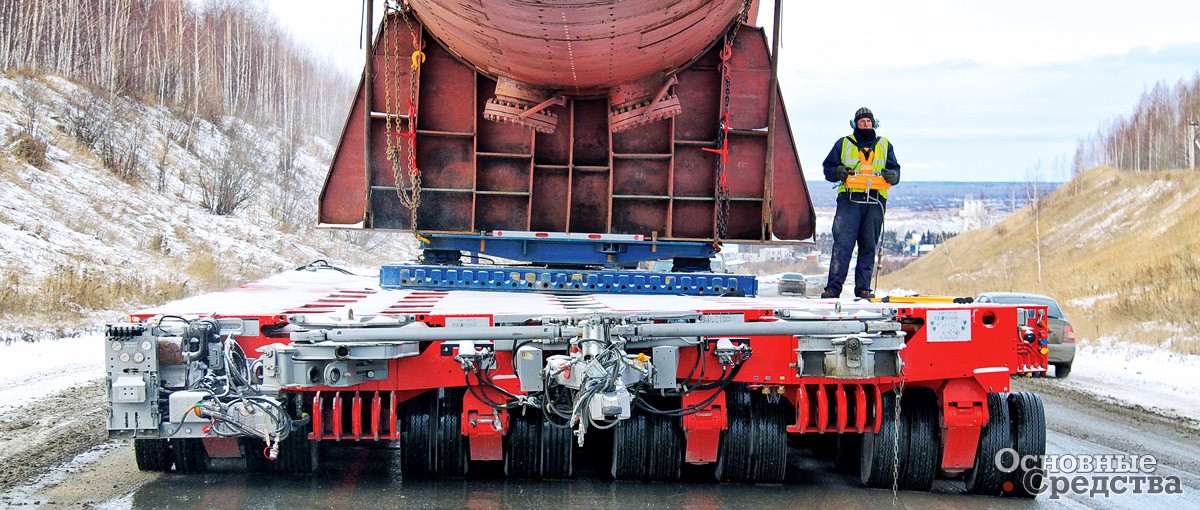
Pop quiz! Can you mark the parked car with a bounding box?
[779,273,807,296]
[975,292,1076,378]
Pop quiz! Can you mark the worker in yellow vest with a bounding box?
[820,107,900,299]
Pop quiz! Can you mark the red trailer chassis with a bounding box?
[108,269,1049,495]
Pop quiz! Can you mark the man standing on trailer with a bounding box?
[820,107,900,299]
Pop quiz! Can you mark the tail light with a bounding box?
[1064,326,1077,343]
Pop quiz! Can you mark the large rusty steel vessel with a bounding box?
[320,0,814,249]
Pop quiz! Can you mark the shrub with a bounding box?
[12,133,48,169]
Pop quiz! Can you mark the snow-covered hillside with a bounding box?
[0,74,416,339]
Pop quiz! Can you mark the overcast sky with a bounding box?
[268,0,1200,183]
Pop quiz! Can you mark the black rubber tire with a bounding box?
[752,393,788,484]
[1005,392,1046,498]
[504,410,541,478]
[965,393,1014,495]
[400,392,436,478]
[1052,362,1072,379]
[860,392,901,489]
[646,413,683,482]
[134,438,172,472]
[434,388,468,477]
[610,413,649,481]
[242,437,274,473]
[833,433,861,473]
[276,427,319,474]
[715,387,754,483]
[171,438,210,473]
[540,417,574,479]
[898,389,938,491]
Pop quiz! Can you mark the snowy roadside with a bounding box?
[1054,338,1200,427]
[0,334,104,413]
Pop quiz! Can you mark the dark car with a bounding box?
[975,292,1077,378]
[779,273,807,296]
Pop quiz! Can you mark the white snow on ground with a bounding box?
[0,73,418,340]
[0,335,105,414]
[1058,338,1200,424]
[1068,292,1119,309]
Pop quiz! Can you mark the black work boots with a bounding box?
[820,289,874,299]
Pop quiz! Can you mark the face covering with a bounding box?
[853,127,876,144]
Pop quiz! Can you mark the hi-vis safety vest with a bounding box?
[838,135,891,199]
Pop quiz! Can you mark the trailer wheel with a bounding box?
[860,392,901,489]
[505,410,541,478]
[899,389,938,491]
[715,387,754,483]
[400,392,436,478]
[540,414,574,479]
[610,413,649,480]
[434,388,469,477]
[172,438,210,473]
[277,426,320,474]
[752,392,789,484]
[965,393,1013,495]
[646,414,682,481]
[134,438,172,472]
[1004,392,1046,498]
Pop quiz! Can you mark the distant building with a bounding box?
[960,194,990,231]
[758,247,793,262]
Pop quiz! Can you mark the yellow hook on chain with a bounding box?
[411,50,426,70]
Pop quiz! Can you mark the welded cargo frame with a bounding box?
[319,13,815,243]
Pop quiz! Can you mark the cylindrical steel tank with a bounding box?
[406,0,752,92]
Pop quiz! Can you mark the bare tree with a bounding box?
[199,125,260,216]
[1025,162,1046,287]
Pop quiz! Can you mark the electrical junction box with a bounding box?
[111,376,146,403]
[169,390,210,424]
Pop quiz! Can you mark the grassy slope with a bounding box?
[879,166,1200,354]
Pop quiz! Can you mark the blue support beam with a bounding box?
[380,265,757,297]
[420,234,718,267]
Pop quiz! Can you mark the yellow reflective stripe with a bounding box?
[877,137,889,199]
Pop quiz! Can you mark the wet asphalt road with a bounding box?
[105,377,1200,510]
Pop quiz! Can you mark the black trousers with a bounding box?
[824,192,885,294]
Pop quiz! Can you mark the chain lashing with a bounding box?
[891,367,906,505]
[383,4,424,230]
[708,1,749,240]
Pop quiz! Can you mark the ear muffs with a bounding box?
[850,118,881,128]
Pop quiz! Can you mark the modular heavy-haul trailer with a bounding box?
[105,0,1053,497]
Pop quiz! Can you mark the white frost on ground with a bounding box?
[0,335,104,414]
[1059,338,1200,424]
[1068,292,1119,309]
